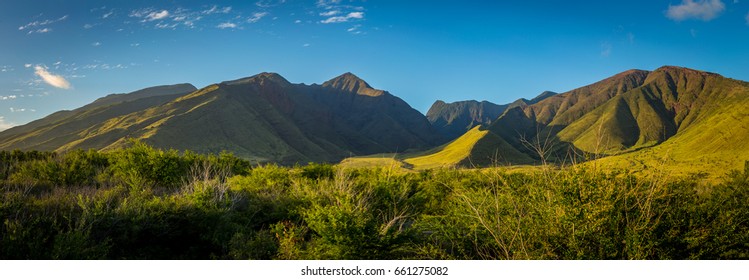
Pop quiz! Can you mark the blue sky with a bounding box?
[1,0,749,130]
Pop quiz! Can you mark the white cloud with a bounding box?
[295,19,302,23]
[320,10,340,17]
[303,43,310,47]
[248,12,269,23]
[256,0,287,8]
[667,0,725,21]
[217,22,237,29]
[24,64,32,68]
[146,10,170,21]
[92,42,101,47]
[1,95,17,100]
[321,12,364,24]
[155,23,178,29]
[18,15,68,31]
[102,11,114,19]
[9,108,35,113]
[0,116,14,131]
[746,12,749,24]
[34,66,71,89]
[27,28,52,34]
[203,5,232,15]
[316,0,342,8]
[83,23,94,29]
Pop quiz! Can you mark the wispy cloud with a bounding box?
[92,42,101,47]
[0,116,14,131]
[102,11,114,19]
[0,66,13,73]
[746,12,749,25]
[347,24,363,34]
[147,10,170,21]
[10,107,35,113]
[18,15,68,34]
[203,5,232,15]
[666,0,725,21]
[316,0,342,9]
[130,8,170,22]
[627,32,635,44]
[27,27,53,34]
[34,66,71,89]
[248,12,269,23]
[256,0,287,8]
[321,12,364,24]
[1,95,17,100]
[320,10,340,17]
[217,22,238,29]
[600,42,612,57]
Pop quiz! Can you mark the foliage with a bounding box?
[1,144,748,259]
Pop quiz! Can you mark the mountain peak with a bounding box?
[529,91,557,104]
[223,72,291,86]
[653,65,720,77]
[322,72,384,96]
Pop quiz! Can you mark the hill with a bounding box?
[0,73,441,164]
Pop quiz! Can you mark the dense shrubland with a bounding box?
[1,142,747,259]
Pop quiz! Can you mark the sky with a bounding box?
[2,0,749,130]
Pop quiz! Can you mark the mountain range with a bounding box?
[425,90,557,141]
[2,66,748,175]
[397,66,749,175]
[0,72,440,164]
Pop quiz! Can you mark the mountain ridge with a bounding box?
[0,72,441,164]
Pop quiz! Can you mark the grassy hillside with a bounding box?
[447,66,749,172]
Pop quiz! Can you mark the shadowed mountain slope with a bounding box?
[426,91,557,142]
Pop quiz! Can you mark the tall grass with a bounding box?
[0,144,747,259]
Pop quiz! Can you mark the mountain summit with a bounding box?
[322,72,384,96]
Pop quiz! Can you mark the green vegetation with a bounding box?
[2,143,748,259]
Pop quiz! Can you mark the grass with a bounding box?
[3,144,749,259]
[404,126,489,169]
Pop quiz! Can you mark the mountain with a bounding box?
[397,66,749,172]
[426,91,557,142]
[0,84,197,151]
[426,100,506,141]
[0,72,441,164]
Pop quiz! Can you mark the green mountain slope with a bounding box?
[0,84,197,151]
[0,73,441,165]
[411,66,749,172]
